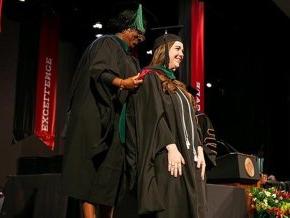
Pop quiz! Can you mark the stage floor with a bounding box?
[0,174,248,218]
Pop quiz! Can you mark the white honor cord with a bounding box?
[176,89,198,160]
[177,89,197,159]
[176,92,190,149]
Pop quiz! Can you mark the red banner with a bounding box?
[34,16,59,150]
[190,0,205,112]
[0,0,3,32]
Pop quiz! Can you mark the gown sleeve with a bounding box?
[89,37,122,81]
[90,36,131,103]
[84,37,127,158]
[196,113,217,169]
[99,71,116,85]
[126,73,175,214]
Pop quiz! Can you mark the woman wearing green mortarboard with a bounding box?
[61,5,146,218]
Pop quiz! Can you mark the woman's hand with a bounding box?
[195,146,206,180]
[112,73,143,90]
[166,144,185,177]
[121,73,143,89]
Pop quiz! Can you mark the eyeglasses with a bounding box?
[125,28,146,42]
[132,28,146,42]
[137,32,145,42]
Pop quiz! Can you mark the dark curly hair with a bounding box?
[107,9,147,33]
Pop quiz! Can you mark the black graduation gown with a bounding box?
[196,112,218,170]
[61,35,140,206]
[125,72,207,218]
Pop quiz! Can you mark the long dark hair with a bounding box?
[149,42,195,106]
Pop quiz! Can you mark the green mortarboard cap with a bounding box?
[130,4,146,33]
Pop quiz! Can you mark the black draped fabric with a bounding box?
[2,174,67,218]
[126,71,207,218]
[13,21,40,142]
[178,0,191,84]
[61,35,140,206]
[196,112,217,170]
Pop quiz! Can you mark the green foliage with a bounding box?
[249,187,290,218]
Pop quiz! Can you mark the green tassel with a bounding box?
[130,4,145,33]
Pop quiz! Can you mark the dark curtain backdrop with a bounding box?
[178,0,191,84]
[12,20,40,143]
[204,0,290,180]
[0,16,21,187]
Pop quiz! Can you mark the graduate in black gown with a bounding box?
[125,33,207,218]
[61,5,146,218]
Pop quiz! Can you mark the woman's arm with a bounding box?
[112,73,143,89]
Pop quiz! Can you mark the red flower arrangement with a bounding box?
[249,186,290,218]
